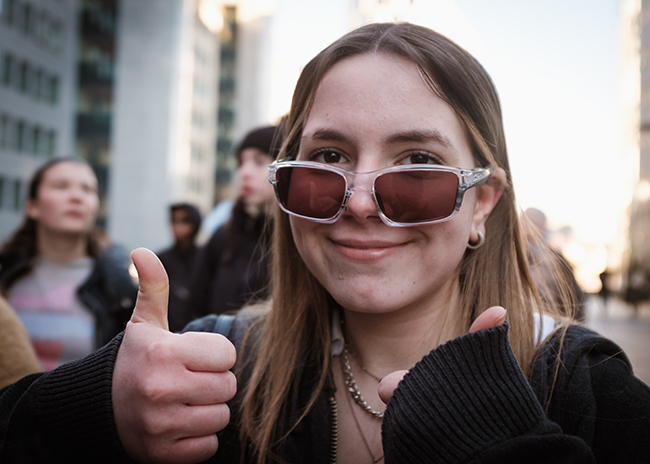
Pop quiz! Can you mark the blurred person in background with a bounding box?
[0,158,137,371]
[187,125,281,317]
[0,295,41,388]
[157,202,202,332]
[523,207,585,321]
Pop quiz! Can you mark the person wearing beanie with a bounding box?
[187,125,281,317]
[157,203,202,332]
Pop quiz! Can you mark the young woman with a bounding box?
[0,158,137,370]
[1,23,648,464]
[195,22,649,463]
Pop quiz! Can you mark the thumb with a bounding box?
[378,370,408,405]
[468,306,507,334]
[130,247,170,330]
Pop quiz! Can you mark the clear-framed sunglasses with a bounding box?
[268,159,493,227]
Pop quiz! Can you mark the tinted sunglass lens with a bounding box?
[375,170,458,223]
[276,166,346,219]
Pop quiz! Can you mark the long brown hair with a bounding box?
[238,22,576,463]
[0,157,102,293]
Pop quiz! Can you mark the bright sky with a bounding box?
[453,0,626,247]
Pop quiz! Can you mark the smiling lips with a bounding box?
[330,238,407,262]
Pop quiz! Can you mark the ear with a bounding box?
[469,167,506,243]
[25,199,40,221]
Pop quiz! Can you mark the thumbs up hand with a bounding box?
[378,306,507,404]
[112,248,237,464]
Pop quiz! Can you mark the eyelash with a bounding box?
[309,148,348,164]
[306,148,445,167]
[399,151,444,165]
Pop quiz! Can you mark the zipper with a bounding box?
[329,394,338,464]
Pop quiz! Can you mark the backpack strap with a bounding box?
[214,314,236,338]
[182,312,253,351]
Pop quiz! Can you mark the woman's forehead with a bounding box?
[301,53,471,161]
[42,162,97,184]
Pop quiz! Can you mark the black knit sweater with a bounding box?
[1,320,649,463]
[382,322,650,463]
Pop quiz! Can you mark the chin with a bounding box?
[331,289,399,315]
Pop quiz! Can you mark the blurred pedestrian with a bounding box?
[201,198,235,238]
[598,268,611,311]
[523,207,585,321]
[187,125,281,317]
[0,295,41,388]
[157,202,201,332]
[0,158,137,370]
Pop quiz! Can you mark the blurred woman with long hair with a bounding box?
[0,158,137,370]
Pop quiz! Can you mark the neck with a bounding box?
[36,228,90,263]
[175,238,194,249]
[341,282,462,377]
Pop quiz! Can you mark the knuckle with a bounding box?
[224,371,237,397]
[215,334,237,365]
[214,404,231,430]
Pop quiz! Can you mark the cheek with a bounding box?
[289,217,322,266]
[89,197,100,213]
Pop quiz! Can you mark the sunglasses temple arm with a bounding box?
[454,166,494,210]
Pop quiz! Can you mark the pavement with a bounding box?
[582,295,650,386]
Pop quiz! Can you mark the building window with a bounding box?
[16,120,25,151]
[12,179,21,211]
[48,75,58,104]
[19,60,28,92]
[35,68,43,99]
[30,125,39,154]
[1,53,12,86]
[0,115,7,148]
[21,3,32,35]
[2,0,16,25]
[47,130,56,156]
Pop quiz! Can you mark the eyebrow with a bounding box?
[386,129,456,152]
[305,128,456,152]
[307,128,350,142]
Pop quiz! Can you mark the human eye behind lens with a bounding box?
[398,151,443,165]
[309,148,348,165]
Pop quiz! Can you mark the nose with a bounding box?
[69,186,85,202]
[343,173,381,224]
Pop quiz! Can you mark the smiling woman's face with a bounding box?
[289,53,496,316]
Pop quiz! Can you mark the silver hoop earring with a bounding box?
[467,230,485,250]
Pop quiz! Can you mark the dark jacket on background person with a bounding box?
[187,199,271,318]
[158,244,200,332]
[157,202,202,332]
[2,311,648,463]
[0,252,137,349]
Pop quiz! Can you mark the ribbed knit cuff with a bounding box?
[382,323,547,464]
[35,332,134,463]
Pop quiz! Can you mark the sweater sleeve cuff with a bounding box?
[382,322,551,463]
[35,332,134,462]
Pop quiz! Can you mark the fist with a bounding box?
[112,248,237,463]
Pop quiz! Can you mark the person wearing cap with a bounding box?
[156,203,202,332]
[187,125,281,317]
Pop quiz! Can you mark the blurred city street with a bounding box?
[583,295,650,386]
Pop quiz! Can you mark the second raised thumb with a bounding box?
[129,247,170,331]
